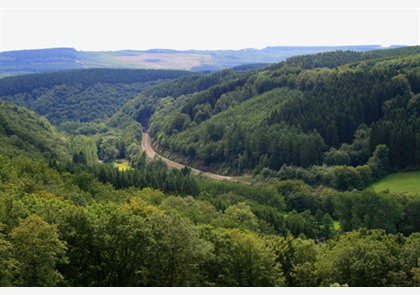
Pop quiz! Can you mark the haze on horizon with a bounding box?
[1,6,419,52]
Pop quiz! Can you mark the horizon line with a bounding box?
[0,44,412,53]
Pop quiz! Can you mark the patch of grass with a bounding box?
[113,160,133,171]
[333,220,341,231]
[369,171,420,195]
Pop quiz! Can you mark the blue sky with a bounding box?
[1,1,419,51]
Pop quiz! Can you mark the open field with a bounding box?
[369,171,420,195]
[114,160,134,171]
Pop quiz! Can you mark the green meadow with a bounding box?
[369,171,420,195]
[113,160,134,171]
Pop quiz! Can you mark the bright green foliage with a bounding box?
[10,214,68,286]
[200,227,285,287]
[222,202,260,232]
[315,229,403,286]
[289,238,319,286]
[160,196,219,225]
[0,228,18,286]
[399,233,420,286]
[227,230,285,286]
[0,148,419,286]
[370,171,420,195]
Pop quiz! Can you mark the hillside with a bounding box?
[0,45,393,76]
[0,101,69,162]
[124,46,420,183]
[1,104,419,286]
[0,68,191,125]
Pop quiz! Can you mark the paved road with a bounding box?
[142,132,233,181]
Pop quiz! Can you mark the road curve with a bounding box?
[142,132,232,181]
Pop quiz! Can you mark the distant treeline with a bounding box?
[282,45,420,69]
[0,68,193,124]
[0,68,192,97]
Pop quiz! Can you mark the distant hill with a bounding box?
[0,45,399,77]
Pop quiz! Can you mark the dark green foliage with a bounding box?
[143,213,212,286]
[284,45,420,69]
[145,46,419,177]
[1,69,191,125]
[91,160,200,197]
[333,191,404,233]
[397,195,420,236]
[0,68,191,97]
[370,91,419,170]
[197,177,285,209]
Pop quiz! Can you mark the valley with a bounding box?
[0,45,419,287]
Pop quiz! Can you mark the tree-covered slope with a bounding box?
[0,68,191,125]
[0,101,69,162]
[135,46,420,176]
[283,45,420,69]
[108,69,249,129]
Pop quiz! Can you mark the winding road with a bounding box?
[142,132,233,181]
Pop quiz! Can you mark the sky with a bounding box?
[0,0,419,52]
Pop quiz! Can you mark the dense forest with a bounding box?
[0,46,419,287]
[143,46,420,186]
[0,69,191,124]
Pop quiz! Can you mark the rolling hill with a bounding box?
[0,45,396,77]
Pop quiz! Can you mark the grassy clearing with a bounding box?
[333,221,341,231]
[369,171,420,195]
[113,160,133,171]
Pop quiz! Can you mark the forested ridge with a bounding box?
[0,46,419,287]
[143,46,420,187]
[0,68,191,124]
